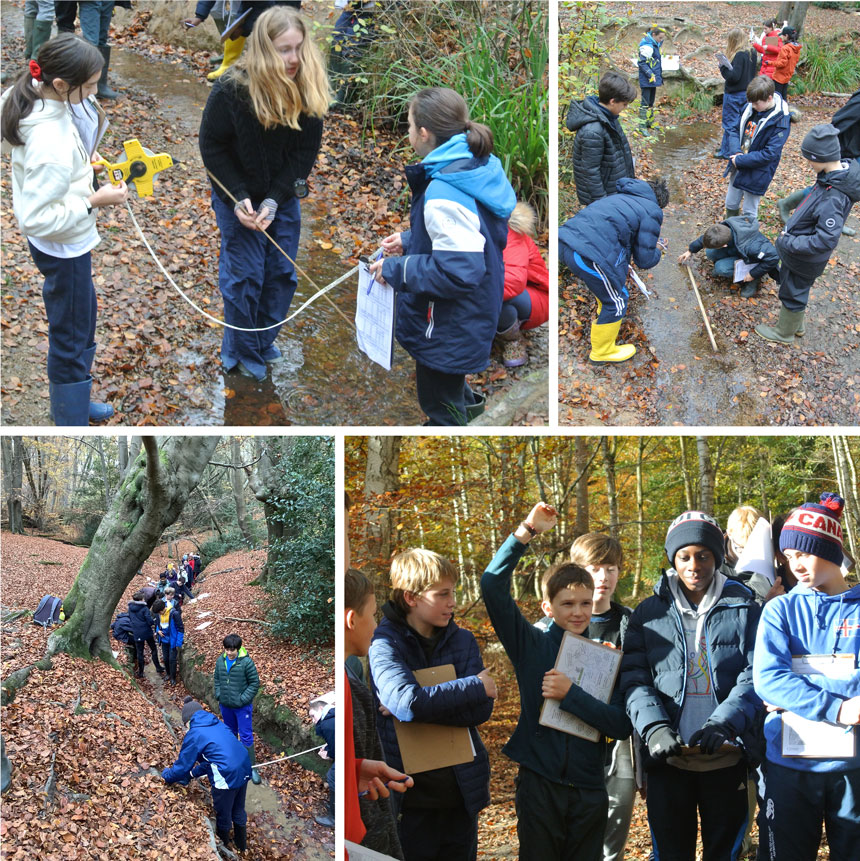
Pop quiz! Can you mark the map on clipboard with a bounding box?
[355,254,395,370]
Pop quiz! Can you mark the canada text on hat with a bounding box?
[782,507,843,546]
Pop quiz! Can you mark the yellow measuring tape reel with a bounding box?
[92,138,174,197]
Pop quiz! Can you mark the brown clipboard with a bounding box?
[392,664,475,774]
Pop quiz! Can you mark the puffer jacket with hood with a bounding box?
[728,93,792,195]
[567,95,635,206]
[558,177,663,289]
[213,646,260,708]
[127,600,156,641]
[778,158,860,266]
[687,214,780,279]
[754,582,860,773]
[380,133,516,375]
[0,85,99,245]
[619,570,762,762]
[831,90,860,160]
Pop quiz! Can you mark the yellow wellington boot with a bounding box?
[208,35,245,81]
[589,319,636,363]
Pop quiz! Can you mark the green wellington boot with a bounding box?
[30,18,53,59]
[755,307,805,344]
[23,15,34,59]
[795,311,806,337]
[725,208,740,218]
[777,188,806,224]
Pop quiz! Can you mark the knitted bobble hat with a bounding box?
[665,511,725,570]
[181,696,204,725]
[779,492,844,566]
[800,124,842,163]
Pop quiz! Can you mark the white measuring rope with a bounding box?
[124,200,359,332]
[255,744,325,769]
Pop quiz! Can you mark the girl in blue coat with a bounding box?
[620,511,762,860]
[369,87,516,425]
[637,26,666,133]
[559,177,668,363]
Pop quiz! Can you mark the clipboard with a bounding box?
[392,664,475,774]
[220,8,252,42]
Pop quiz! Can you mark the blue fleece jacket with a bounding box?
[753,583,860,773]
[162,710,251,788]
[481,535,631,790]
[381,133,515,375]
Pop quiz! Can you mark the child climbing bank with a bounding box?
[0,34,128,425]
[368,87,516,426]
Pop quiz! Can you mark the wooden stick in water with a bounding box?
[684,265,719,353]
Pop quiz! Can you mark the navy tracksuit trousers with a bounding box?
[561,245,630,324]
[212,192,301,381]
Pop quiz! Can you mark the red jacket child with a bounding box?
[503,203,549,330]
[753,29,782,78]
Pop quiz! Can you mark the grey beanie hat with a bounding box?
[181,696,204,725]
[800,124,842,163]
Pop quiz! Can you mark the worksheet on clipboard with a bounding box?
[355,253,395,371]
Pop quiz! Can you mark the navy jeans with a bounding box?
[27,242,97,384]
[211,781,248,833]
[415,362,479,426]
[79,0,114,46]
[212,192,300,380]
[706,245,739,279]
[719,90,748,157]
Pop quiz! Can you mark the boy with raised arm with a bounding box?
[481,502,631,861]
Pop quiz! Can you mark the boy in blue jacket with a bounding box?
[756,123,860,343]
[481,502,631,861]
[162,697,252,852]
[753,492,860,861]
[620,510,762,860]
[559,177,669,363]
[637,26,666,133]
[368,548,496,861]
[724,75,791,218]
[678,215,780,298]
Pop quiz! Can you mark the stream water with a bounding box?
[637,121,768,425]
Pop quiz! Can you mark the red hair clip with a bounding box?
[28,60,43,81]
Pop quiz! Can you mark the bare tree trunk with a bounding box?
[47,436,220,661]
[94,437,111,511]
[574,436,590,536]
[777,2,809,36]
[1,437,24,534]
[600,438,620,539]
[833,436,859,563]
[364,436,401,562]
[118,437,128,476]
[633,438,647,600]
[231,438,253,544]
[696,436,715,514]
[679,437,695,511]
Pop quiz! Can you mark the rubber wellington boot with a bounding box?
[842,224,857,236]
[589,320,636,363]
[82,346,115,421]
[777,188,805,224]
[232,824,247,853]
[50,379,93,426]
[638,104,651,136]
[465,390,487,422]
[30,18,53,59]
[725,208,740,218]
[245,745,262,785]
[740,277,760,298]
[23,15,34,59]
[216,828,233,848]
[496,320,527,368]
[208,35,245,81]
[97,46,120,99]
[755,307,805,344]
[794,310,806,337]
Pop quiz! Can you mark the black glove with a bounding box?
[689,722,732,755]
[646,725,683,761]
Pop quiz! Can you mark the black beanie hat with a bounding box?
[800,124,842,163]
[779,492,844,566]
[181,696,204,726]
[665,511,725,569]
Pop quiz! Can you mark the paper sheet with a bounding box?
[662,55,681,71]
[195,621,215,631]
[733,259,757,282]
[539,632,623,741]
[734,517,776,585]
[781,654,857,758]
[355,258,395,370]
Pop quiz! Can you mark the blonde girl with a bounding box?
[198,6,330,382]
[715,28,760,159]
[1,33,128,425]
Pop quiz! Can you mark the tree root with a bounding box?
[204,815,240,861]
[40,745,58,817]
[1,666,33,706]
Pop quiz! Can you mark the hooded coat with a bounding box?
[558,177,663,289]
[773,41,801,84]
[778,158,860,266]
[368,600,494,818]
[380,133,516,375]
[567,95,636,207]
[831,90,860,160]
[729,93,792,195]
[127,600,156,641]
[753,31,782,78]
[753,582,860,773]
[162,709,252,788]
[213,646,260,708]
[637,33,664,87]
[688,214,780,279]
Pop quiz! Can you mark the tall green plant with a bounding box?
[797,34,860,92]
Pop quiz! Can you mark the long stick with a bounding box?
[256,744,325,769]
[684,265,719,353]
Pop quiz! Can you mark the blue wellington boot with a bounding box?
[82,346,115,422]
[49,379,93,426]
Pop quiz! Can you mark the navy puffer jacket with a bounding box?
[381,134,515,375]
[368,602,494,818]
[127,600,156,641]
[559,177,663,288]
[637,33,663,87]
[728,94,791,195]
[620,572,762,759]
[567,96,636,206]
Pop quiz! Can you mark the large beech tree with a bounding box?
[47,435,220,661]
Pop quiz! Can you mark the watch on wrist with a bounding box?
[521,521,538,537]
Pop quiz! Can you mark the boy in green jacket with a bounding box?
[214,633,262,785]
